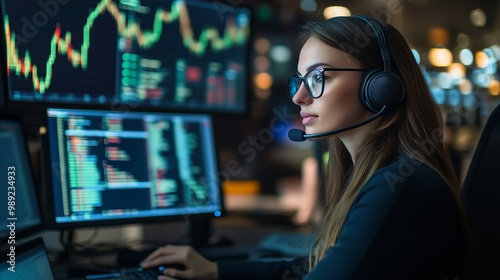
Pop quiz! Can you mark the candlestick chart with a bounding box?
[2,0,250,112]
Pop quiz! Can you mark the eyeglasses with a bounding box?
[288,67,366,99]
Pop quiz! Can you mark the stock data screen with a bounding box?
[45,108,222,226]
[2,0,251,113]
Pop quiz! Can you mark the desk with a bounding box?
[51,215,315,279]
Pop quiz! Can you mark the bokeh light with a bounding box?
[488,80,500,96]
[429,47,453,67]
[254,55,270,72]
[459,49,474,66]
[471,69,491,87]
[448,63,466,80]
[459,79,473,95]
[470,9,486,27]
[323,6,351,19]
[411,49,420,64]
[270,45,292,63]
[254,38,270,54]
[428,28,449,46]
[456,33,470,48]
[254,72,273,90]
[436,72,453,89]
[475,51,489,68]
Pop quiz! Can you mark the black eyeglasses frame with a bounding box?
[288,67,367,99]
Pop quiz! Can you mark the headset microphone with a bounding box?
[288,106,387,142]
[288,15,407,142]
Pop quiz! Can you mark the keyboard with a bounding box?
[258,232,317,257]
[84,266,165,280]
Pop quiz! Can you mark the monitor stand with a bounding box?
[58,229,76,259]
[189,219,211,250]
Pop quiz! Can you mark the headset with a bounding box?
[288,15,407,142]
[354,15,406,113]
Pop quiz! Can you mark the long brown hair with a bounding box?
[298,16,467,268]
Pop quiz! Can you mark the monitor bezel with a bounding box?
[0,113,45,243]
[40,107,226,230]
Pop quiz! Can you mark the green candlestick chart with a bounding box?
[4,0,250,94]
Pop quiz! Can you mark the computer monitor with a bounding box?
[0,115,44,243]
[1,0,251,113]
[0,81,4,111]
[0,32,5,109]
[0,79,4,108]
[41,108,223,229]
[0,237,55,280]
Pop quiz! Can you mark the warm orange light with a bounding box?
[448,63,466,80]
[429,47,453,67]
[428,28,449,46]
[488,80,500,96]
[475,51,489,68]
[254,72,273,90]
[223,180,261,195]
[39,126,47,135]
[459,79,473,95]
[323,6,351,19]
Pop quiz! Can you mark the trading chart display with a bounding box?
[44,108,222,227]
[2,0,251,113]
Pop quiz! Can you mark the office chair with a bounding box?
[461,104,500,279]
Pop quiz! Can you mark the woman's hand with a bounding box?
[141,245,218,280]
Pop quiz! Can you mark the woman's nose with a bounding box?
[292,84,313,106]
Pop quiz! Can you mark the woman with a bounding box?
[141,15,469,280]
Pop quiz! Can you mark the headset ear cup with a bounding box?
[360,68,405,113]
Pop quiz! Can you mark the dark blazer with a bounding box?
[218,156,464,279]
